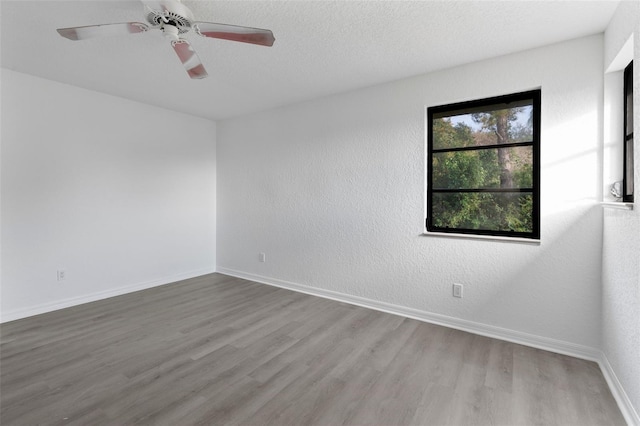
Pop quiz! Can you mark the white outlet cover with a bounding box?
[453,283,463,298]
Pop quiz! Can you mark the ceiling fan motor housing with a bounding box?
[145,0,194,34]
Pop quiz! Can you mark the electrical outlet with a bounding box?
[453,283,463,298]
[57,269,66,281]
[259,253,266,263]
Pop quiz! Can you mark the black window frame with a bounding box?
[426,89,541,240]
[623,61,634,203]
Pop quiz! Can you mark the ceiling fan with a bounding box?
[56,0,275,79]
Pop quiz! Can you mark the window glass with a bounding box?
[432,146,533,189]
[431,193,533,233]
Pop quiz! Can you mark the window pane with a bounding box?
[625,63,633,136]
[432,146,533,189]
[432,105,533,150]
[431,192,533,233]
[625,90,633,136]
[625,138,634,196]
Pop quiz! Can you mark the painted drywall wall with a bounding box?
[602,1,640,422]
[217,35,605,350]
[1,70,217,322]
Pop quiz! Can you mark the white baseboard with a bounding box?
[0,267,216,323]
[599,352,640,426]
[216,267,601,362]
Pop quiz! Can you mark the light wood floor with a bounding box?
[1,273,625,425]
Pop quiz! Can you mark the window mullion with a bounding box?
[432,141,533,154]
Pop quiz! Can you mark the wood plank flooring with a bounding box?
[0,273,625,425]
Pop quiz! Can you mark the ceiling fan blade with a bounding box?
[57,23,149,41]
[171,39,208,79]
[193,22,275,47]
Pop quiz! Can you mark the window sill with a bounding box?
[421,231,541,245]
[601,201,634,210]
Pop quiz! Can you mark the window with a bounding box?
[623,61,634,203]
[427,90,541,239]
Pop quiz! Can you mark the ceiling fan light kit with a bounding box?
[56,0,275,79]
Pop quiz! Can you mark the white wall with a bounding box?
[1,70,217,322]
[602,1,640,423]
[217,35,605,352]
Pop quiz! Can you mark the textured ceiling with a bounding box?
[1,0,621,121]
